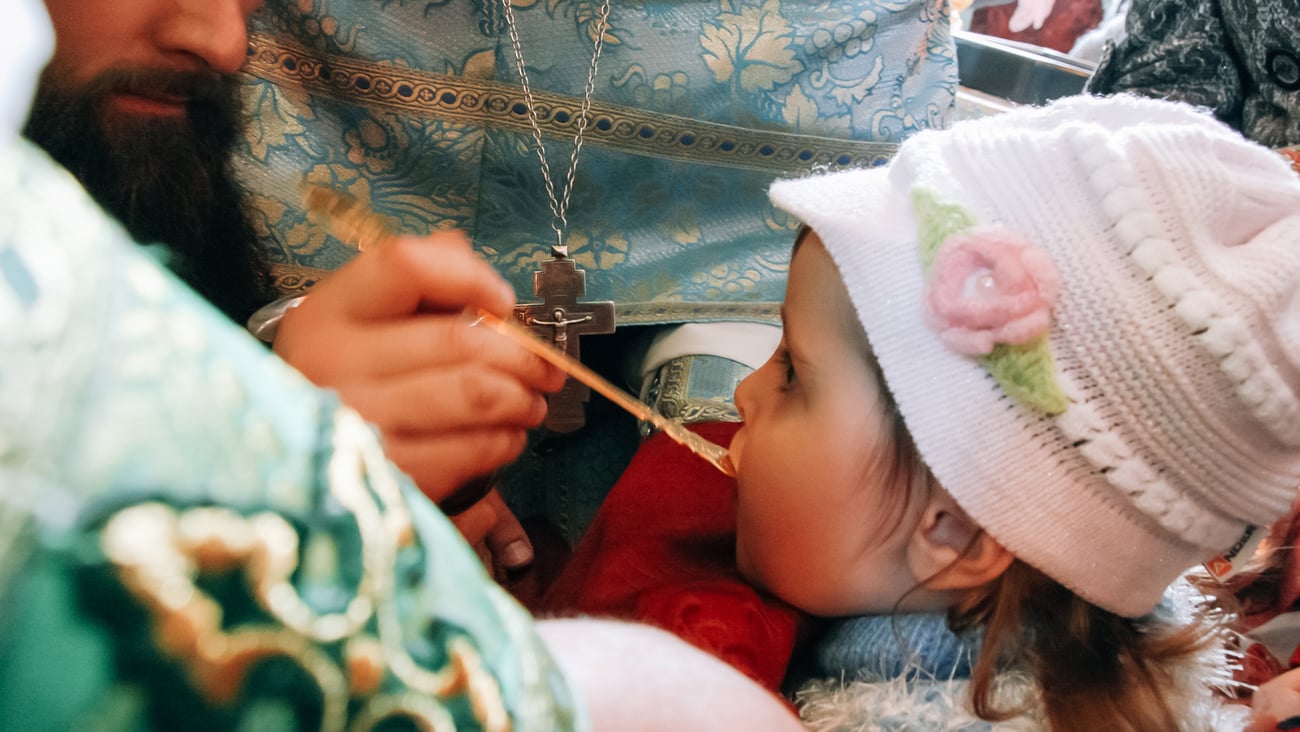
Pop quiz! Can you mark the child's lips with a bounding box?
[720,452,736,477]
[725,430,742,477]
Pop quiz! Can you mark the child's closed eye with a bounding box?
[776,349,796,389]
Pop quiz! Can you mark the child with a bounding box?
[545,93,1300,730]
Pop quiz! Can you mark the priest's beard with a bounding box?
[23,68,271,323]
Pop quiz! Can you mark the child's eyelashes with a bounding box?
[776,349,796,388]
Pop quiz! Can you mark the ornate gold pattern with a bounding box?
[614,300,781,326]
[645,356,743,427]
[244,34,897,175]
[100,410,511,732]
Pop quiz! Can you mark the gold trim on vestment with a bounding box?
[244,34,897,175]
[268,263,780,325]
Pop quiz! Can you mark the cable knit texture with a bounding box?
[769,95,1300,618]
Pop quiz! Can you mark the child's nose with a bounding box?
[733,372,755,422]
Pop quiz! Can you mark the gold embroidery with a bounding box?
[268,261,781,326]
[243,34,896,175]
[102,504,350,728]
[648,356,743,425]
[100,409,511,732]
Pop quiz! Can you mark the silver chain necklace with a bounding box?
[499,0,612,257]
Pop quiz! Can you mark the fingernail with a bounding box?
[500,539,533,569]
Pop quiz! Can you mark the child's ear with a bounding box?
[905,491,1014,591]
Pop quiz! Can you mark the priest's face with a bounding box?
[39,1,262,87]
[26,0,269,320]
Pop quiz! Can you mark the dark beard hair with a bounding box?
[23,68,272,323]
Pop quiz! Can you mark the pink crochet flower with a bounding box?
[925,228,1059,356]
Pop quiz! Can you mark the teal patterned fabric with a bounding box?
[237,0,958,322]
[0,137,583,732]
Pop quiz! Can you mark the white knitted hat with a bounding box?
[769,95,1300,617]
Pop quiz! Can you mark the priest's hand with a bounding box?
[271,231,564,542]
[449,488,537,576]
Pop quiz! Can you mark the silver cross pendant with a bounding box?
[513,254,615,433]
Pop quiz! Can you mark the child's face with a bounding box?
[730,232,925,617]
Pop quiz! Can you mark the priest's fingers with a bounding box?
[383,429,530,504]
[340,366,550,434]
[481,489,534,571]
[448,498,499,549]
[445,490,533,577]
[286,314,565,391]
[309,232,517,320]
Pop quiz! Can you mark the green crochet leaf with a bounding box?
[913,187,1068,415]
[912,188,977,271]
[978,337,1069,415]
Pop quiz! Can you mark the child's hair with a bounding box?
[951,561,1219,731]
[770,94,1300,728]
[872,330,1221,730]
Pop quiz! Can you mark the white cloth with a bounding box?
[4,0,53,139]
[638,322,782,387]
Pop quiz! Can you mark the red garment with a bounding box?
[969,0,1102,54]
[539,422,807,692]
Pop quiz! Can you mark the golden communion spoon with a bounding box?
[474,309,736,477]
[302,184,737,478]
